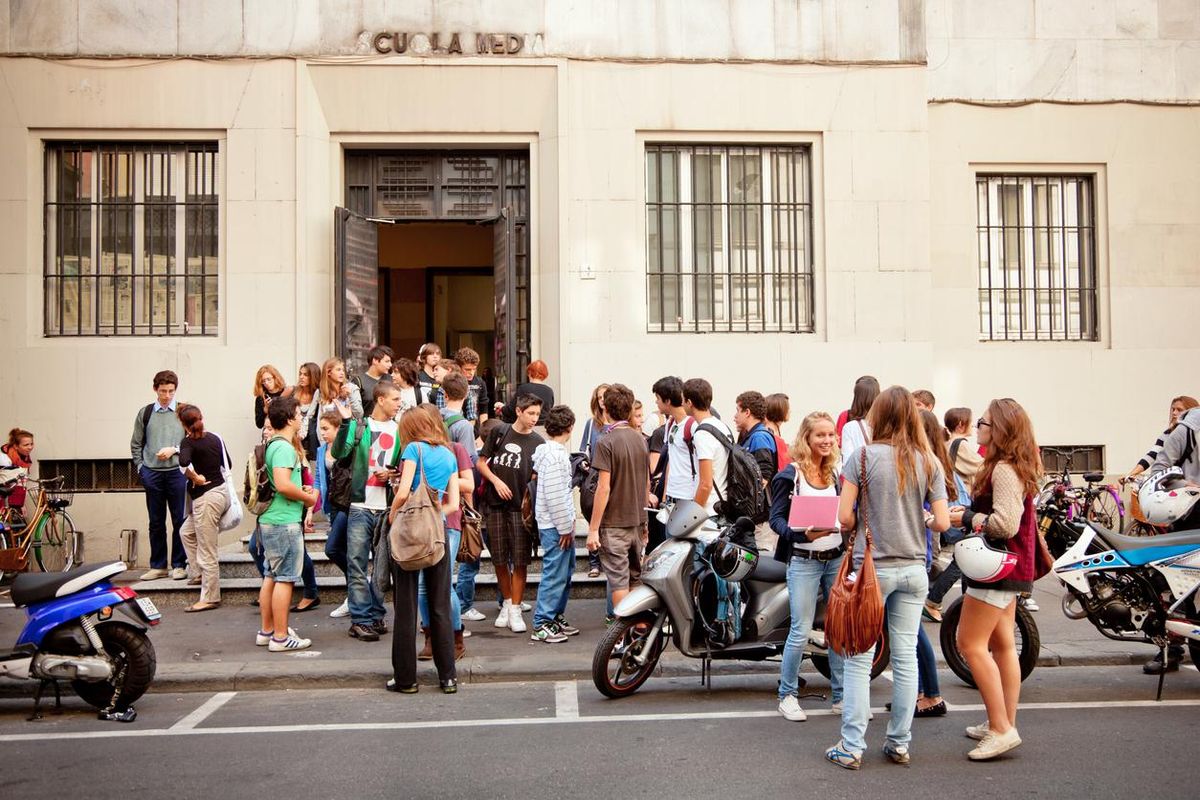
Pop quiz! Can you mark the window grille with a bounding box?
[44,141,219,336]
[1040,445,1105,475]
[646,144,814,333]
[38,459,143,492]
[976,174,1097,341]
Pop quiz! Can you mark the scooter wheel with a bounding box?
[72,622,157,711]
[939,596,1040,688]
[592,615,665,699]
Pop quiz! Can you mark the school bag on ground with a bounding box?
[244,435,289,516]
[389,445,446,571]
[695,422,769,524]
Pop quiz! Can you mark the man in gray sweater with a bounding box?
[130,370,189,581]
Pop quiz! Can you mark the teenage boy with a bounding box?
[333,381,405,642]
[431,360,477,420]
[913,390,936,412]
[440,373,478,465]
[454,347,490,425]
[130,370,189,581]
[530,405,579,643]
[354,345,394,417]
[257,396,318,652]
[586,385,651,607]
[654,376,698,507]
[477,395,545,633]
[734,390,779,483]
[416,343,441,404]
[683,378,734,520]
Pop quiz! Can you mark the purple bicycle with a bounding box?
[1037,447,1125,533]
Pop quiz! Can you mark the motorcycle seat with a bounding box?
[1091,525,1200,566]
[10,561,126,607]
[747,556,787,583]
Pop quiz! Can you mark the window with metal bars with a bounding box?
[976,174,1097,342]
[38,459,143,492]
[44,141,219,336]
[645,144,814,333]
[1040,445,1105,475]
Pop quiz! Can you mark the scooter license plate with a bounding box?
[134,597,162,620]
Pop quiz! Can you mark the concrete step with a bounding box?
[126,570,609,607]
[217,548,597,579]
[239,529,593,554]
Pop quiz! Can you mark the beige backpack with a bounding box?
[388,445,446,571]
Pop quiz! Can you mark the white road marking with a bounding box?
[555,681,579,719]
[168,692,237,731]
[1,697,1198,743]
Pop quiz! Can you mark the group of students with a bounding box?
[745,378,1042,766]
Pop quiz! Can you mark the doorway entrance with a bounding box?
[334,150,530,396]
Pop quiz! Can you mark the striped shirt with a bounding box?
[532,440,575,535]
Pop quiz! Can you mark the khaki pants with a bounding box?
[181,489,229,603]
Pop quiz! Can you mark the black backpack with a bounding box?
[696,421,769,524]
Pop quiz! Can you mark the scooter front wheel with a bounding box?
[72,622,157,711]
[939,596,1040,688]
[592,614,666,698]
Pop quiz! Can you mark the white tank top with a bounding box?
[792,464,842,552]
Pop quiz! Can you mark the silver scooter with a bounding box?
[591,500,888,698]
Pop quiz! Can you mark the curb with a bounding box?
[0,650,1159,698]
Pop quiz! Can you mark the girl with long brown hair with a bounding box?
[769,411,845,722]
[252,365,289,432]
[827,386,950,770]
[949,398,1042,761]
[1126,395,1199,482]
[386,404,460,695]
[294,362,322,459]
[318,357,363,421]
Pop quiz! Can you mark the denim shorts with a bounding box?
[965,586,1018,609]
[260,523,304,583]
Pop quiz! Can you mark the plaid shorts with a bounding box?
[485,509,533,568]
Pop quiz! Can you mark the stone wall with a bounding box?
[1,0,926,62]
[927,0,1200,101]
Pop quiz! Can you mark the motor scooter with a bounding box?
[591,501,888,698]
[0,560,160,721]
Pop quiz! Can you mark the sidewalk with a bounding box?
[0,578,1175,695]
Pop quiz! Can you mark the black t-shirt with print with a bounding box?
[467,376,490,421]
[481,425,545,511]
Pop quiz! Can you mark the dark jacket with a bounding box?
[330,417,403,505]
[768,464,841,564]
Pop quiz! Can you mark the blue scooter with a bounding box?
[0,560,160,721]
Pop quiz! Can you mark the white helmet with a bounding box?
[1138,468,1200,526]
[954,536,1019,583]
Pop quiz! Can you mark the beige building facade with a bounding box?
[1,0,1198,560]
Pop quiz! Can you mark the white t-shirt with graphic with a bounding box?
[352,417,399,511]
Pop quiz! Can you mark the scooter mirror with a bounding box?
[665,500,709,540]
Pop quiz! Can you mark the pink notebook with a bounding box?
[787,495,840,531]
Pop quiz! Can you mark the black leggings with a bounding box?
[392,556,456,686]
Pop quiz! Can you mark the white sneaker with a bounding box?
[329,600,351,619]
[778,695,807,721]
[268,633,313,652]
[519,602,532,612]
[256,627,297,646]
[1023,597,1040,612]
[509,608,527,633]
[171,567,187,580]
[462,629,472,638]
[830,700,873,719]
[967,727,1021,761]
[965,721,991,741]
[139,568,168,581]
[461,608,487,622]
[495,601,512,628]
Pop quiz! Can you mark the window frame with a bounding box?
[974,170,1102,343]
[42,140,221,338]
[643,141,816,335]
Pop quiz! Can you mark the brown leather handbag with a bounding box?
[825,447,886,657]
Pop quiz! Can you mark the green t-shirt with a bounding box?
[260,438,304,525]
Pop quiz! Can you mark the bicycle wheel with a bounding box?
[34,511,77,572]
[1086,488,1123,533]
[0,527,10,583]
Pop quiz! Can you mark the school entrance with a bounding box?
[334,149,531,398]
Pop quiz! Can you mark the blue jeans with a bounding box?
[839,563,927,755]
[779,554,844,701]
[534,527,574,628]
[916,624,940,698]
[140,466,188,569]
[325,508,349,576]
[250,523,319,598]
[420,528,462,631]
[346,507,387,625]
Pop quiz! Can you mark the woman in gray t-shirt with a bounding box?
[826,386,950,770]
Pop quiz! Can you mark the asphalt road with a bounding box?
[1,664,1196,799]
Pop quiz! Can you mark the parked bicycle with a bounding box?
[0,476,78,581]
[1037,446,1125,533]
